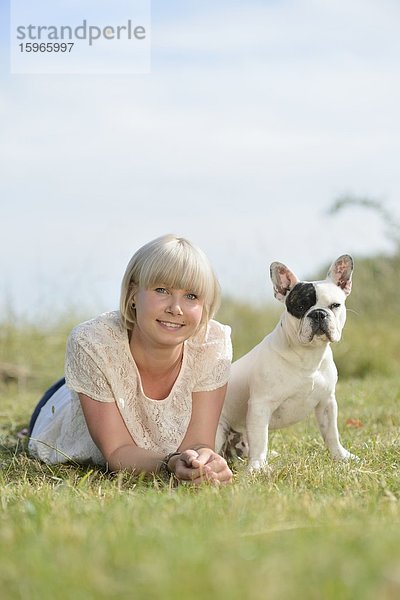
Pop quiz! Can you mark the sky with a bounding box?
[1,0,400,321]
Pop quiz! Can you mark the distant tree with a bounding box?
[326,194,400,318]
[328,194,400,252]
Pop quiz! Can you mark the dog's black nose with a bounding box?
[308,309,328,321]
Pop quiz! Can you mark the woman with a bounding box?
[28,234,233,485]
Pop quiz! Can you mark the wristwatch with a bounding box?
[158,451,181,480]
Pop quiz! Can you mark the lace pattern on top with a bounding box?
[65,311,232,455]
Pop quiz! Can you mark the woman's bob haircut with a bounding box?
[120,234,221,333]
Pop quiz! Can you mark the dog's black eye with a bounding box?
[330,303,341,310]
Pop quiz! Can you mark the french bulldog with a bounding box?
[216,255,356,471]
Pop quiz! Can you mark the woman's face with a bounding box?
[132,285,205,349]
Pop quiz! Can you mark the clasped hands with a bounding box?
[168,447,232,485]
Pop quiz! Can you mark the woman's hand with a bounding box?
[169,447,232,485]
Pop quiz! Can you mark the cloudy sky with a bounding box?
[1,0,400,320]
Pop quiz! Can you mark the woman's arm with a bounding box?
[79,393,164,474]
[79,385,232,484]
[179,384,227,451]
[172,384,233,484]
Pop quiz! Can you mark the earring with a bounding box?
[131,302,136,309]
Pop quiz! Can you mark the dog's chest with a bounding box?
[268,371,329,430]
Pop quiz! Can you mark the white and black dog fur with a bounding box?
[216,255,356,471]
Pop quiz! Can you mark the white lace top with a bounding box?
[28,311,232,465]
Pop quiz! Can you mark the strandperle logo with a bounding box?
[15,19,146,46]
[10,0,151,74]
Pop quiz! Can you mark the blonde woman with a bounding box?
[28,235,233,485]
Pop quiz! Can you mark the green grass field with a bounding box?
[1,265,400,599]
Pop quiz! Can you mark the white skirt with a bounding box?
[28,383,105,466]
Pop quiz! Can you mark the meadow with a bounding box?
[1,253,399,600]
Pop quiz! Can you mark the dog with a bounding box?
[216,254,357,471]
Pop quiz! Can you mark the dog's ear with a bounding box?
[270,262,299,302]
[327,254,354,296]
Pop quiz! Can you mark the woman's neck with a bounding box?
[129,328,184,378]
[129,330,184,400]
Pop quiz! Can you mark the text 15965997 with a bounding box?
[19,43,74,53]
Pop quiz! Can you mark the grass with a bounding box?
[1,373,400,600]
[1,275,400,600]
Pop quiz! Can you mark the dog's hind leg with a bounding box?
[215,421,227,454]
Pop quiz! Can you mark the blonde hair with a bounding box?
[120,234,221,332]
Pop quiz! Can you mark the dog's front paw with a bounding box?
[346,452,360,462]
[333,448,360,462]
[246,459,272,474]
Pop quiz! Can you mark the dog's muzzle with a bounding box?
[308,309,332,338]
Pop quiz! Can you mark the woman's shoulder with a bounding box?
[188,320,232,390]
[69,311,125,347]
[188,319,231,353]
[204,319,231,344]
